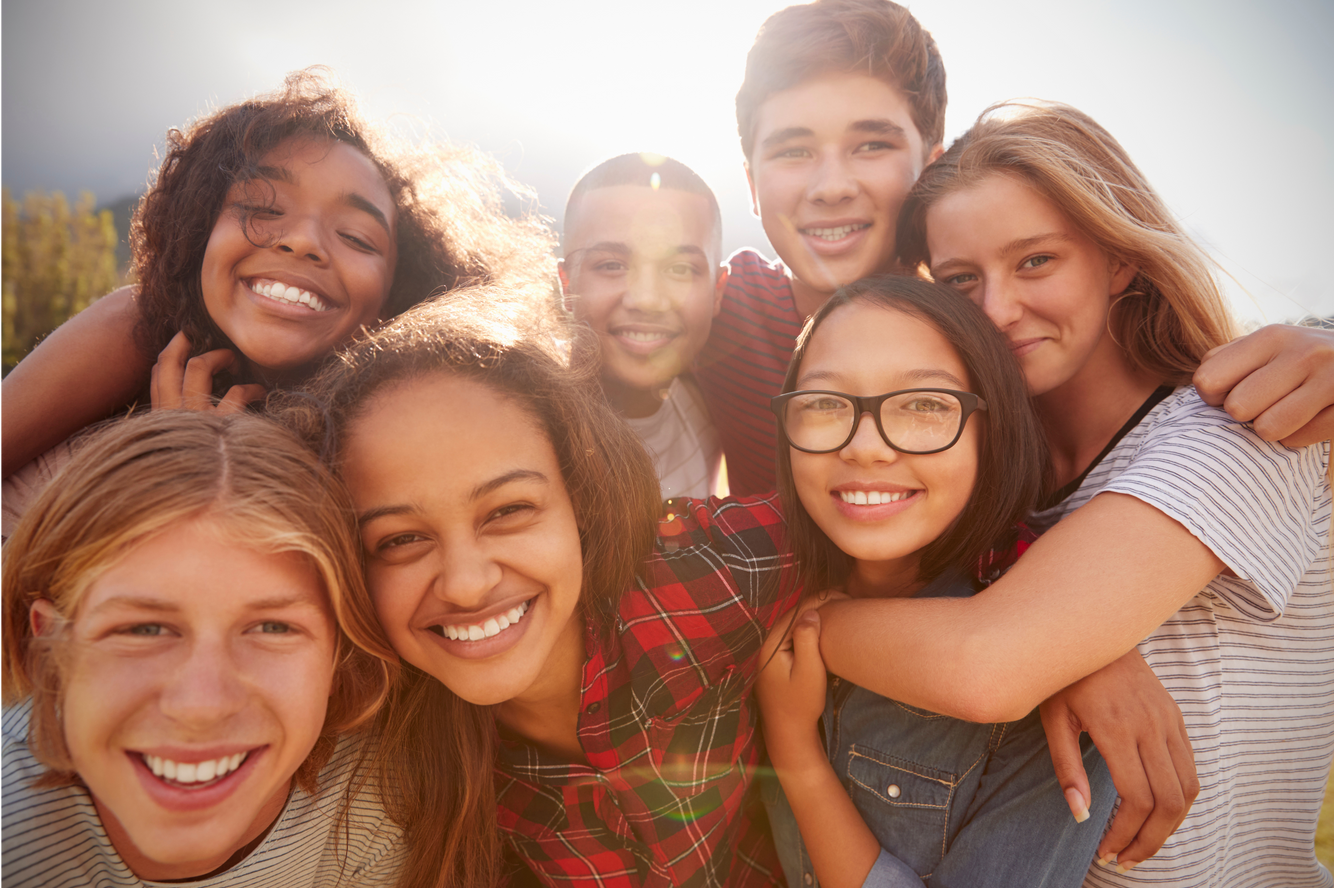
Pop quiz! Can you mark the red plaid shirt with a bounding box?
[496,494,798,888]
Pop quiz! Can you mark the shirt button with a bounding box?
[585,702,601,715]
[804,874,813,885]
[887,784,901,798]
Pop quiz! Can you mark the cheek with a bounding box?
[367,571,420,645]
[789,452,830,517]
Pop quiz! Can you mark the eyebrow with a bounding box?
[573,242,708,260]
[850,118,908,139]
[931,232,1073,276]
[796,368,968,390]
[251,165,392,237]
[357,469,550,528]
[86,593,319,616]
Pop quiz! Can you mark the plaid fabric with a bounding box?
[975,522,1039,587]
[497,494,798,888]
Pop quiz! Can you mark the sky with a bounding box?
[3,0,1331,327]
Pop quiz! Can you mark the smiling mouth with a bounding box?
[142,750,250,788]
[838,490,913,505]
[801,223,870,241]
[248,278,331,312]
[429,599,532,641]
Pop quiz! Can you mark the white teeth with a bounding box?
[839,490,910,505]
[620,330,671,342]
[803,223,870,241]
[250,279,330,312]
[143,751,249,785]
[438,600,530,642]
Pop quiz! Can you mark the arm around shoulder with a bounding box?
[3,287,151,477]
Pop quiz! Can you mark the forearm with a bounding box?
[816,493,1223,722]
[2,287,151,476]
[767,725,884,888]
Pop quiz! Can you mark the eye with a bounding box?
[938,271,977,288]
[375,531,428,552]
[1021,255,1052,270]
[593,259,627,274]
[855,140,895,153]
[340,231,376,251]
[486,502,535,525]
[772,146,811,160]
[905,396,950,413]
[123,623,166,637]
[796,395,850,413]
[665,261,699,279]
[256,621,291,634]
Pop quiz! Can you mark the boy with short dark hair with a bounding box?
[697,0,946,495]
[561,153,729,499]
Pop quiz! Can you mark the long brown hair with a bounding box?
[898,100,1237,384]
[274,283,662,888]
[132,67,555,377]
[2,410,396,792]
[776,275,1048,592]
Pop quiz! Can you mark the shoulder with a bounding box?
[724,249,791,300]
[653,493,786,555]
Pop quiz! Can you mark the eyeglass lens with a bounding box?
[783,391,966,453]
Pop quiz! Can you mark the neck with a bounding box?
[788,273,831,321]
[1036,341,1162,488]
[847,555,923,600]
[96,781,289,881]
[495,613,588,762]
[603,375,668,420]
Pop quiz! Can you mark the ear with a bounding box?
[1110,259,1138,296]
[925,142,945,167]
[745,162,760,218]
[712,266,730,318]
[557,259,575,314]
[30,599,59,638]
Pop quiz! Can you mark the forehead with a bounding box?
[926,174,1082,256]
[341,373,560,502]
[799,302,968,391]
[751,72,925,152]
[565,185,718,259]
[78,518,326,617]
[249,137,396,224]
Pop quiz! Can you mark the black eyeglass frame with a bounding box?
[770,388,989,455]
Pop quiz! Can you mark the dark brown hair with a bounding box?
[897,101,1237,386]
[776,275,1048,592]
[273,284,661,888]
[735,0,947,160]
[131,67,555,380]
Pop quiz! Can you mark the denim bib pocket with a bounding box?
[845,743,956,876]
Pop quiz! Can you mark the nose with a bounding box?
[807,152,858,205]
[978,278,1023,332]
[432,536,504,611]
[622,264,672,313]
[274,212,328,263]
[158,637,248,728]
[839,411,898,466]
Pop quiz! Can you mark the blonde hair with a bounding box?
[898,100,1238,384]
[1,410,397,792]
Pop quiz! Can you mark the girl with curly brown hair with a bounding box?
[1,67,554,480]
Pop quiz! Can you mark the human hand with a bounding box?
[151,331,267,413]
[1039,649,1197,873]
[1194,324,1334,447]
[756,607,829,755]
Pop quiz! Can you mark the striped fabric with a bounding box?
[625,376,724,501]
[496,494,797,888]
[1,705,403,887]
[694,250,804,496]
[1028,387,1334,888]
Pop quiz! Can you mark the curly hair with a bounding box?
[131,67,555,378]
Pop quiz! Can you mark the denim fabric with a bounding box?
[763,569,1115,888]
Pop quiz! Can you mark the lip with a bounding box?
[129,745,265,814]
[1006,337,1046,358]
[830,485,921,521]
[797,219,872,256]
[419,595,536,661]
[242,275,338,319]
[607,323,682,357]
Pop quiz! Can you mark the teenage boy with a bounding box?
[561,153,729,500]
[697,0,1334,497]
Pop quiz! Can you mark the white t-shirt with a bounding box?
[624,375,724,501]
[1,704,404,887]
[1029,387,1334,888]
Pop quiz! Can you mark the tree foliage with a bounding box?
[2,188,125,374]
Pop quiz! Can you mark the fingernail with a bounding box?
[1116,861,1137,874]
[1097,853,1117,867]
[1065,787,1090,823]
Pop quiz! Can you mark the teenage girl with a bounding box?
[803,100,1333,887]
[274,284,1180,888]
[1,67,554,479]
[756,274,1124,887]
[2,410,401,886]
